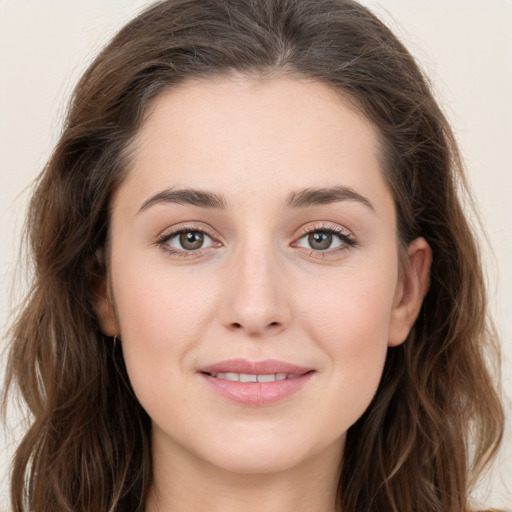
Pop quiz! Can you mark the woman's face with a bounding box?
[97,76,430,476]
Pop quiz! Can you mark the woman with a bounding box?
[2,0,505,510]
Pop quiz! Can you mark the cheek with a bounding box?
[113,248,217,334]
[298,265,397,416]
[301,266,397,351]
[110,255,219,391]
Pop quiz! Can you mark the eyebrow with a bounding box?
[137,185,374,214]
[286,186,374,211]
[138,188,227,213]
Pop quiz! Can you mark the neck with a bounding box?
[145,430,344,512]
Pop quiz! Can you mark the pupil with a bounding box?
[309,232,332,250]
[180,231,204,250]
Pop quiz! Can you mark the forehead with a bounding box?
[119,75,392,215]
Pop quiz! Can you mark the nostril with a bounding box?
[229,321,280,330]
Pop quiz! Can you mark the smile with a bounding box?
[199,359,315,406]
[206,372,303,382]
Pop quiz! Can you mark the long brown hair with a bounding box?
[3,0,504,510]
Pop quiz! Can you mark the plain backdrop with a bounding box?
[0,0,511,509]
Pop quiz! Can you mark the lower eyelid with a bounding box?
[295,236,351,251]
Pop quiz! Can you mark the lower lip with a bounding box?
[200,373,314,406]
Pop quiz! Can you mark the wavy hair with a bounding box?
[3,0,504,510]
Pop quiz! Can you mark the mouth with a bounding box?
[198,359,315,406]
[202,371,307,382]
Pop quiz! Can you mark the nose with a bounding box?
[218,242,291,337]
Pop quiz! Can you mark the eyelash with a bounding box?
[293,224,357,257]
[155,223,357,258]
[155,224,219,257]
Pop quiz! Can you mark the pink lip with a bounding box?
[199,358,312,375]
[198,359,315,407]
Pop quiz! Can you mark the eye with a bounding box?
[159,229,217,253]
[294,227,355,252]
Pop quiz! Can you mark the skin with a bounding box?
[96,75,431,512]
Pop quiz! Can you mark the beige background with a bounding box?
[1,0,510,508]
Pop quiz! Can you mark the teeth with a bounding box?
[240,373,257,383]
[211,372,301,382]
[256,374,275,383]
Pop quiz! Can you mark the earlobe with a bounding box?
[388,237,432,347]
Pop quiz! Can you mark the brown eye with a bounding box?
[179,231,205,250]
[308,232,333,250]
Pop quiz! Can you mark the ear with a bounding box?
[93,250,120,337]
[388,237,432,347]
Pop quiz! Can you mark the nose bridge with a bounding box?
[221,234,290,335]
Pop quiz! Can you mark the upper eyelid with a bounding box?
[157,223,220,241]
[295,222,353,237]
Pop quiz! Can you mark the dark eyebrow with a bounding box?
[286,186,374,211]
[138,188,227,213]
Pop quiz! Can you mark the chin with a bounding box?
[205,447,312,475]
[190,426,345,476]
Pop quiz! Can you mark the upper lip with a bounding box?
[198,359,313,375]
